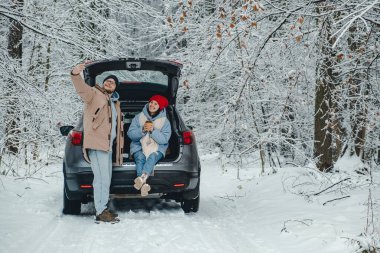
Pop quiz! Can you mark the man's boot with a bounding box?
[96,209,119,223]
[105,208,118,218]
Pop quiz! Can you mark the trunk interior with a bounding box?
[117,101,181,163]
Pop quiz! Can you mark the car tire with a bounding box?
[62,183,81,215]
[181,177,200,213]
[181,194,200,213]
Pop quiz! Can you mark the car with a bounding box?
[60,58,201,214]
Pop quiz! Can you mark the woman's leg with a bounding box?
[142,152,163,176]
[133,150,147,190]
[133,150,146,177]
[139,152,164,196]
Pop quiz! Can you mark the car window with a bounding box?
[96,70,168,86]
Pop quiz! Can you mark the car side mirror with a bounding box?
[60,125,74,136]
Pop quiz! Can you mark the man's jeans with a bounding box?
[88,149,112,215]
[133,151,163,176]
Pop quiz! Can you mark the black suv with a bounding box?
[60,58,200,214]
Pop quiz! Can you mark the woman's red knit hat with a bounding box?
[149,95,169,110]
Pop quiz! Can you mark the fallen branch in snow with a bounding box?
[45,171,62,178]
[281,219,313,233]
[216,193,246,202]
[312,177,351,196]
[14,176,49,184]
[322,195,350,206]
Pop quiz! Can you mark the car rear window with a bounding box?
[96,70,168,86]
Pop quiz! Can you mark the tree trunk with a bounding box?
[5,0,24,154]
[7,0,23,59]
[45,41,51,92]
[314,15,336,172]
[347,25,368,159]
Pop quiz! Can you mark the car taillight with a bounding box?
[182,131,193,145]
[80,184,93,189]
[69,130,83,145]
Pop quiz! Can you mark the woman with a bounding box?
[127,95,172,196]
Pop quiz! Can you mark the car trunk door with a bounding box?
[84,58,182,105]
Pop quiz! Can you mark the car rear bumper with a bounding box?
[64,169,200,201]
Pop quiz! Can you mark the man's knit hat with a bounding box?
[149,95,169,110]
[102,75,119,89]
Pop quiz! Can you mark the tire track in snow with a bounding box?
[197,162,275,253]
[195,197,270,253]
[1,158,276,253]
[17,215,62,253]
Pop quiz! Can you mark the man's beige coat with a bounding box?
[71,74,124,165]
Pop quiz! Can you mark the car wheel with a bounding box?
[181,194,200,213]
[62,183,81,215]
[181,177,200,213]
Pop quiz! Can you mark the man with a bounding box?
[71,63,124,222]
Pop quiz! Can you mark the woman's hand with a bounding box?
[143,121,154,132]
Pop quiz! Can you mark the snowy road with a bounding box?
[0,155,266,253]
[0,154,374,253]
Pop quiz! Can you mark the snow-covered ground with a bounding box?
[0,153,379,253]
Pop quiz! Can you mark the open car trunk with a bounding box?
[83,58,183,163]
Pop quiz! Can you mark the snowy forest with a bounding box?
[0,0,379,252]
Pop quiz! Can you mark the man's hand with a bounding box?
[71,63,85,75]
[143,121,154,132]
